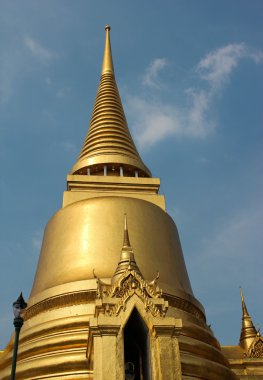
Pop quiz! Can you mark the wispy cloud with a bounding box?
[189,200,263,294]
[184,88,214,138]
[126,96,183,147]
[32,230,43,253]
[185,197,263,340]
[0,36,56,103]
[62,142,77,152]
[196,156,209,164]
[197,43,263,91]
[45,76,52,85]
[0,49,22,103]
[200,206,263,263]
[142,58,168,88]
[127,43,263,149]
[24,35,54,63]
[56,87,71,99]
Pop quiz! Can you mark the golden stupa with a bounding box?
[0,26,262,380]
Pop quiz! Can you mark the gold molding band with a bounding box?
[24,291,205,322]
[165,294,206,322]
[24,291,96,320]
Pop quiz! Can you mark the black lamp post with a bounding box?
[11,293,27,380]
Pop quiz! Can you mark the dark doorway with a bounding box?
[124,308,151,380]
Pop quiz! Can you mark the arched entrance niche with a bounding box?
[88,266,183,379]
[124,308,151,380]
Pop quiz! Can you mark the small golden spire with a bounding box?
[123,214,131,247]
[239,287,257,351]
[113,214,142,281]
[240,287,249,317]
[101,25,114,75]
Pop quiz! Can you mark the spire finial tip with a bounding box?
[105,25,111,31]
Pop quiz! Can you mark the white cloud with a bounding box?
[24,35,54,63]
[197,43,263,91]
[127,44,263,149]
[142,58,168,88]
[185,88,214,137]
[126,96,182,147]
[126,89,214,149]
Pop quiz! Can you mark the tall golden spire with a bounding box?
[101,25,114,75]
[113,214,142,281]
[70,25,151,177]
[239,287,257,351]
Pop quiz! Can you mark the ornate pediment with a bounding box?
[248,336,263,358]
[92,214,168,318]
[93,268,168,318]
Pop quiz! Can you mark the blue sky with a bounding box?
[0,0,262,347]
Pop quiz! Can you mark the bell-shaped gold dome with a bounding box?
[30,197,195,301]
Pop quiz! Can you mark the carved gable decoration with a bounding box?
[93,268,168,318]
[248,337,263,358]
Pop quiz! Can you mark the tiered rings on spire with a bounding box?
[70,26,151,178]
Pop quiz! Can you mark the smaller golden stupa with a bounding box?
[222,288,263,378]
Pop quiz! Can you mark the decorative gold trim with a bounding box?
[94,268,167,318]
[23,289,204,323]
[249,338,263,358]
[164,294,206,322]
[24,291,96,320]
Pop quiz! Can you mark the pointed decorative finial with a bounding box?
[101,24,114,75]
[112,214,142,281]
[240,286,249,317]
[123,213,131,247]
[239,287,257,351]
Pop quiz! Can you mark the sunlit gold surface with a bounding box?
[101,25,114,75]
[222,344,263,378]
[239,287,257,350]
[63,174,165,209]
[30,196,194,299]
